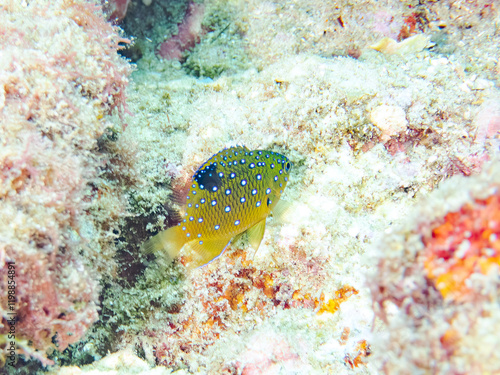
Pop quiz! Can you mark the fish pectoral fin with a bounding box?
[271,199,292,223]
[246,219,267,251]
[183,236,232,268]
[141,225,186,264]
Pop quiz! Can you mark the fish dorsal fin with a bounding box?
[246,218,267,250]
[183,236,232,268]
[141,225,186,263]
[196,145,250,171]
[170,189,186,207]
[271,200,292,223]
[166,209,182,224]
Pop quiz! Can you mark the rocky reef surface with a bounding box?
[1,0,499,374]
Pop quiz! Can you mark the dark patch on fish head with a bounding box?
[194,163,222,192]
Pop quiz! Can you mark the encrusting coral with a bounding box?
[369,161,500,374]
[0,0,131,368]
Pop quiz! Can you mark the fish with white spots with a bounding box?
[142,146,292,268]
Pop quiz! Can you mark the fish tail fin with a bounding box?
[142,225,186,263]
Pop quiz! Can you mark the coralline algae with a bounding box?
[0,0,131,369]
[370,161,500,374]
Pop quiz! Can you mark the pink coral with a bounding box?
[371,11,404,40]
[103,0,131,23]
[0,0,131,366]
[157,2,206,60]
[233,333,311,375]
[369,163,500,374]
[423,193,500,302]
[474,99,500,146]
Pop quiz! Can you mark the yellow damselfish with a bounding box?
[143,146,292,268]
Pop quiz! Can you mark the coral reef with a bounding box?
[181,2,251,78]
[369,161,500,374]
[0,0,131,369]
[116,0,191,63]
[103,0,131,23]
[231,331,313,374]
[4,0,499,373]
[157,2,206,61]
[79,17,498,367]
[54,348,172,375]
[242,0,500,70]
[118,0,250,79]
[424,193,500,301]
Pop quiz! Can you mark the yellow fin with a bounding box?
[271,200,292,223]
[231,231,246,246]
[246,219,267,250]
[369,35,430,55]
[183,236,232,268]
[141,225,186,264]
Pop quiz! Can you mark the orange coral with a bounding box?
[423,193,500,301]
[153,246,328,368]
[440,327,460,357]
[317,286,359,315]
[345,339,371,368]
[339,327,350,346]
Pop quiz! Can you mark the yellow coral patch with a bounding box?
[317,286,358,315]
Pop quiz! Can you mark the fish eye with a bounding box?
[285,162,291,172]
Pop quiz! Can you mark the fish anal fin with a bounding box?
[183,237,232,268]
[231,231,246,246]
[141,225,186,264]
[246,219,267,251]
